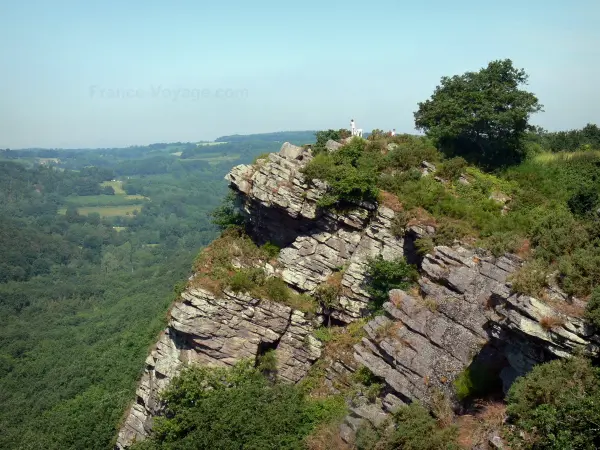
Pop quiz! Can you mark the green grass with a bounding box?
[532,150,600,164]
[100,180,126,194]
[65,194,148,207]
[58,205,143,217]
[181,153,241,164]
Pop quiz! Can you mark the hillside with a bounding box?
[117,61,600,450]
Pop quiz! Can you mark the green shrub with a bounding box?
[261,241,280,258]
[437,156,468,181]
[352,366,381,386]
[314,283,340,309]
[434,219,472,246]
[557,241,600,297]
[302,139,379,207]
[257,349,278,375]
[509,259,548,298]
[568,185,599,217]
[479,231,523,257]
[506,357,600,449]
[585,287,600,329]
[365,256,418,310]
[530,208,588,261]
[229,270,256,293]
[312,129,350,155]
[312,327,334,343]
[415,237,435,257]
[133,361,347,450]
[385,135,442,171]
[355,403,459,450]
[263,277,290,302]
[390,210,411,237]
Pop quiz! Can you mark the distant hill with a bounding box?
[215,131,317,144]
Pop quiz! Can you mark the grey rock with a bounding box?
[354,244,599,409]
[325,139,343,152]
[116,287,322,449]
[279,142,304,160]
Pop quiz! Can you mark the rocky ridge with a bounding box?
[117,140,599,449]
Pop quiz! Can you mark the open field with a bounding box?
[66,194,148,206]
[101,180,126,194]
[181,152,241,164]
[58,204,143,217]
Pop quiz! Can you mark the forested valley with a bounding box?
[0,133,315,450]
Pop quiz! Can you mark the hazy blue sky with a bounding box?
[1,0,598,148]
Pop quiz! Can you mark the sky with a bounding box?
[0,0,599,148]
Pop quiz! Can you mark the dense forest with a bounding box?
[0,132,313,450]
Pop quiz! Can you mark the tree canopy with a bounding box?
[414,59,543,168]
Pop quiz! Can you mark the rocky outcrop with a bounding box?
[118,139,599,449]
[116,287,322,449]
[353,244,599,414]
[117,141,414,448]
[227,142,412,322]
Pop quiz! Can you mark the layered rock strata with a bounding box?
[116,287,322,448]
[353,245,599,413]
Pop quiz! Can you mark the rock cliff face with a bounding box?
[117,141,598,449]
[116,287,322,448]
[117,143,403,448]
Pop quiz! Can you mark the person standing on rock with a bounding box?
[391,128,396,136]
[351,119,356,136]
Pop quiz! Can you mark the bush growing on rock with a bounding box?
[302,139,379,207]
[132,361,347,450]
[365,257,418,310]
[355,403,459,450]
[506,357,600,449]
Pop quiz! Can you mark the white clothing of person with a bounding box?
[351,120,356,135]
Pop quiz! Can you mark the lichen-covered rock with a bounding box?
[116,287,322,449]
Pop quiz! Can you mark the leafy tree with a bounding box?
[414,59,543,168]
[506,357,600,449]
[312,129,351,155]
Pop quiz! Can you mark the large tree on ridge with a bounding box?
[414,59,543,168]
